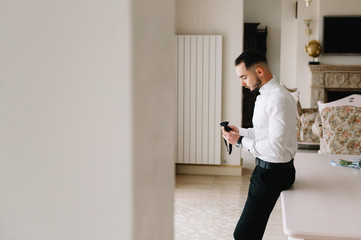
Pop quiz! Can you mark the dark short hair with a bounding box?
[234,49,267,69]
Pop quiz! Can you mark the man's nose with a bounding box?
[241,80,246,87]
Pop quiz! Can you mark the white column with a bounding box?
[0,0,175,239]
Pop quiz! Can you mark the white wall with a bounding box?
[176,0,244,165]
[0,0,175,239]
[132,0,176,239]
[318,0,361,65]
[280,0,298,88]
[294,0,320,108]
[297,0,361,107]
[244,0,282,80]
[175,0,361,167]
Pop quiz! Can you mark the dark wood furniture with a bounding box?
[242,23,267,128]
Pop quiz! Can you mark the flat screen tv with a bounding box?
[323,16,361,54]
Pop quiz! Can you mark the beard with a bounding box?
[250,77,262,93]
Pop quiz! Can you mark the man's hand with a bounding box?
[221,125,241,145]
[227,125,239,133]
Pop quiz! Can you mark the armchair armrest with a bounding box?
[312,115,322,138]
[298,109,319,143]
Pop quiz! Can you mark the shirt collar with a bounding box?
[259,76,277,94]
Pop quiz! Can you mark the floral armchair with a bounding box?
[297,108,320,144]
[312,94,361,154]
[281,82,319,144]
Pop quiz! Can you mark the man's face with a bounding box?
[235,62,261,92]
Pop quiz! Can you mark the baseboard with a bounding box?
[176,163,243,176]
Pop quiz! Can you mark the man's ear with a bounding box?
[255,67,264,77]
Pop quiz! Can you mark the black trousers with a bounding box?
[233,160,296,240]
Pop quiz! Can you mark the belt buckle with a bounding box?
[258,159,270,169]
[257,158,267,169]
[263,161,269,169]
[261,161,266,168]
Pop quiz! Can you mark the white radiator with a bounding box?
[176,35,222,165]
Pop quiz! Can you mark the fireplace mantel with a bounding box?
[310,64,361,107]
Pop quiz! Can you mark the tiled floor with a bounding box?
[174,151,288,240]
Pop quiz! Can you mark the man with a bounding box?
[221,49,297,240]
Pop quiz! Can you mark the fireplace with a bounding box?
[326,89,361,102]
[310,65,361,107]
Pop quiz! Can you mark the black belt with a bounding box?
[255,158,294,170]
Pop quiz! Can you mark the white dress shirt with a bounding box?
[238,77,298,163]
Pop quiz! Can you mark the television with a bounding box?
[323,16,361,54]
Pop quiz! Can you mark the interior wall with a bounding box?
[0,0,175,239]
[176,0,244,165]
[0,1,130,239]
[280,0,298,88]
[318,0,361,65]
[283,0,361,108]
[244,0,282,80]
[132,0,176,239]
[175,0,361,166]
[295,0,320,108]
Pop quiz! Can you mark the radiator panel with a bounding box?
[176,35,222,165]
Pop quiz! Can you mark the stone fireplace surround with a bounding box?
[310,65,361,108]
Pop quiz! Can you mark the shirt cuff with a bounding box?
[241,137,253,151]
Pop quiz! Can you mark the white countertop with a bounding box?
[281,152,361,240]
